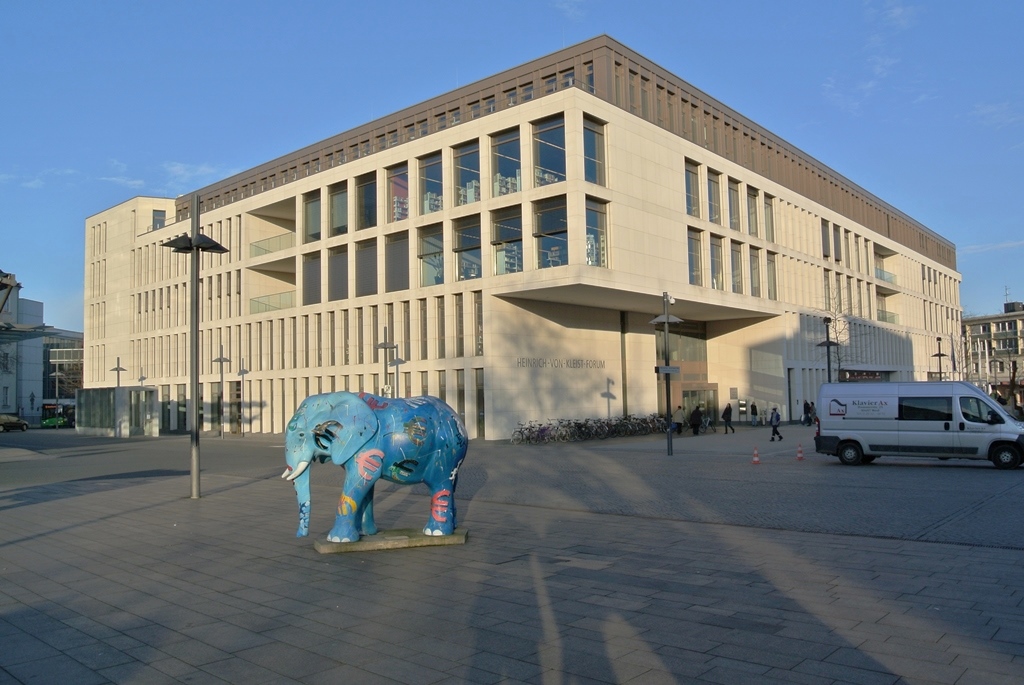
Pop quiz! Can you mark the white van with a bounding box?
[814,381,1024,469]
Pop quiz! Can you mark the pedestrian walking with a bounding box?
[672,405,685,435]
[769,407,783,441]
[721,403,735,433]
[750,402,758,427]
[802,400,811,426]
[809,402,817,425]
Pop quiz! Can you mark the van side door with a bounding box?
[956,395,997,458]
[898,396,955,458]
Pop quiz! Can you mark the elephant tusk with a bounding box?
[283,460,311,481]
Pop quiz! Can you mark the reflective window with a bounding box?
[535,196,567,269]
[492,129,521,196]
[454,215,482,281]
[356,174,376,230]
[586,199,608,267]
[688,229,702,285]
[685,162,700,218]
[303,191,321,243]
[420,153,443,215]
[533,116,566,187]
[329,182,348,236]
[419,225,444,287]
[454,141,481,206]
[492,206,522,275]
[707,172,721,225]
[583,118,605,186]
[710,236,723,289]
[388,165,409,222]
[731,242,743,293]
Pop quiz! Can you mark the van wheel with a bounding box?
[838,442,863,465]
[990,445,1021,470]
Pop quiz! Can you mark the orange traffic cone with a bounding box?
[796,444,804,461]
[752,447,761,464]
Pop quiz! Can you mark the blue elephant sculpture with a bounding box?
[281,391,469,543]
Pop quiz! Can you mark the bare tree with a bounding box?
[816,289,870,382]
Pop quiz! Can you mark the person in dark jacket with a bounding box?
[689,406,703,437]
[802,400,811,425]
[769,407,783,442]
[721,403,735,433]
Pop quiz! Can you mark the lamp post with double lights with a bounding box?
[650,292,682,456]
[389,357,406,398]
[375,326,398,398]
[818,317,839,383]
[213,345,230,439]
[161,194,228,499]
[237,359,249,437]
[110,357,127,387]
[932,337,947,381]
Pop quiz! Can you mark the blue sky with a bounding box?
[2,0,1021,331]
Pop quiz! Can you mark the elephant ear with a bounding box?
[316,394,378,466]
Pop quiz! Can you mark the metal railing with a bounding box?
[250,291,295,314]
[250,233,295,258]
[874,267,897,285]
[876,309,898,324]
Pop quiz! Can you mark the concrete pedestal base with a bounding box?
[314,528,468,554]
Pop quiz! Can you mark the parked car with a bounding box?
[0,414,29,431]
[40,416,69,429]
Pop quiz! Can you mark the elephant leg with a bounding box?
[328,449,387,542]
[357,485,377,536]
[423,454,464,536]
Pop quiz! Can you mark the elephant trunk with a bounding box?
[283,460,311,537]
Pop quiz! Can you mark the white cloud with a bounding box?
[961,240,1024,255]
[21,178,43,189]
[99,176,145,189]
[553,0,584,21]
[162,161,218,184]
[971,103,1023,129]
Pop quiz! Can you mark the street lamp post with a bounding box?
[375,326,398,398]
[237,359,249,437]
[213,345,230,439]
[50,370,64,409]
[650,293,681,456]
[110,357,127,387]
[817,317,839,383]
[162,194,228,499]
[389,357,406,398]
[931,337,947,381]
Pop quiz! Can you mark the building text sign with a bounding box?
[517,357,607,370]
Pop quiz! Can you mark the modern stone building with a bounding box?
[84,35,962,439]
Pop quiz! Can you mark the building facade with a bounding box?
[84,36,962,439]
[963,302,1023,411]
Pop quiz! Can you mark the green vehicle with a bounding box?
[40,415,69,429]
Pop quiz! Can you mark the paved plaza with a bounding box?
[2,424,1024,684]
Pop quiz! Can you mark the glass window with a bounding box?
[454,215,482,281]
[833,225,842,262]
[710,236,723,289]
[533,116,566,187]
[728,180,741,230]
[583,118,605,185]
[688,229,702,285]
[750,247,761,297]
[303,192,321,243]
[492,205,523,275]
[685,161,700,218]
[764,195,775,242]
[900,396,953,422]
[436,297,446,359]
[327,246,348,301]
[707,172,721,225]
[586,199,608,267]
[747,188,759,237]
[454,141,481,206]
[821,219,831,257]
[454,293,465,357]
[420,153,443,214]
[492,129,521,196]
[387,165,409,222]
[329,182,348,236]
[419,225,444,287]
[960,396,996,424]
[385,232,409,293]
[535,196,568,269]
[731,242,743,293]
[766,252,778,300]
[356,173,376,230]
[354,239,377,297]
[302,252,321,305]
[152,210,166,230]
